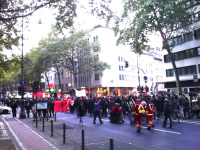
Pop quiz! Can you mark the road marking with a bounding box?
[141,126,181,134]
[181,120,200,124]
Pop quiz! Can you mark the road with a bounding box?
[1,109,200,150]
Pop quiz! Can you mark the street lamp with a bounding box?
[19,17,26,119]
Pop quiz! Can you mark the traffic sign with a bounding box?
[20,80,26,86]
[144,76,148,81]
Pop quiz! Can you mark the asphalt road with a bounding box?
[2,109,200,150]
[56,111,200,150]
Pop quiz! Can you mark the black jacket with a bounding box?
[164,101,172,114]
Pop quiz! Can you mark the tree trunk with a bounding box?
[165,45,182,95]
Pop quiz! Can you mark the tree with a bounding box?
[109,0,197,95]
[0,0,111,49]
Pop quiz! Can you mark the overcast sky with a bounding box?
[15,0,161,56]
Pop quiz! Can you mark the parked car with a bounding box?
[0,105,12,114]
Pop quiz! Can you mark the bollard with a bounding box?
[36,114,38,128]
[82,129,85,150]
[51,120,53,137]
[42,117,45,132]
[54,112,56,122]
[110,138,114,150]
[63,123,66,144]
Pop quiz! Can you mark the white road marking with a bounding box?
[181,120,200,124]
[141,126,181,134]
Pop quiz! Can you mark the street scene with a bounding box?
[0,0,200,150]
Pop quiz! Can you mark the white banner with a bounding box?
[34,102,48,109]
[75,89,86,97]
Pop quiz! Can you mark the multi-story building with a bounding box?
[163,1,200,94]
[45,27,165,97]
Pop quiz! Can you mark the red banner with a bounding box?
[54,99,74,112]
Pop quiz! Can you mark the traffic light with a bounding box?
[22,87,26,95]
[125,61,129,68]
[141,86,144,92]
[18,86,22,95]
[146,86,149,92]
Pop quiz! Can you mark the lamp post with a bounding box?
[19,17,26,119]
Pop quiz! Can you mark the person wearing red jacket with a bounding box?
[146,98,155,130]
[133,99,145,133]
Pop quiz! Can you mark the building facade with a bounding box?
[163,2,200,94]
[45,27,165,98]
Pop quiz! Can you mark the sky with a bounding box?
[15,0,162,56]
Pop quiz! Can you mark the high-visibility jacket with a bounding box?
[133,102,145,115]
[146,101,155,115]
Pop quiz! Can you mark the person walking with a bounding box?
[93,98,103,124]
[146,98,155,130]
[183,97,191,119]
[126,96,135,125]
[163,98,173,129]
[11,100,18,118]
[25,101,32,118]
[78,103,85,126]
[178,94,185,121]
[133,99,145,133]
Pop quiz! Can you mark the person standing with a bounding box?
[11,100,18,118]
[78,103,85,125]
[163,98,173,129]
[49,100,55,117]
[93,98,103,124]
[25,101,32,118]
[133,99,145,133]
[146,98,155,130]
[126,96,135,125]
[183,97,191,119]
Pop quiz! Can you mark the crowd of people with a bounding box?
[1,93,200,133]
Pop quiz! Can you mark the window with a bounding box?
[194,29,200,39]
[118,56,120,61]
[183,32,193,42]
[122,66,124,71]
[122,74,124,80]
[179,51,185,60]
[164,55,170,62]
[175,53,179,60]
[198,47,200,55]
[121,57,123,62]
[66,84,69,91]
[66,71,71,78]
[119,74,121,80]
[96,35,98,41]
[95,74,100,80]
[199,64,200,73]
[119,65,121,71]
[186,50,190,58]
[166,69,174,77]
[173,35,182,45]
[193,12,200,22]
[190,48,197,57]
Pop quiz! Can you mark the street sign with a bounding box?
[193,74,198,82]
[144,76,148,81]
[20,80,26,86]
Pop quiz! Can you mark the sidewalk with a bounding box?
[3,116,57,150]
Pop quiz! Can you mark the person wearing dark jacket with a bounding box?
[25,102,32,118]
[151,95,158,118]
[11,101,18,118]
[183,97,190,119]
[78,103,85,126]
[163,98,173,129]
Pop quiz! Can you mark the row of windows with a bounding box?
[170,29,200,46]
[54,71,71,80]
[166,65,197,77]
[118,56,126,62]
[164,46,200,63]
[119,74,135,81]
